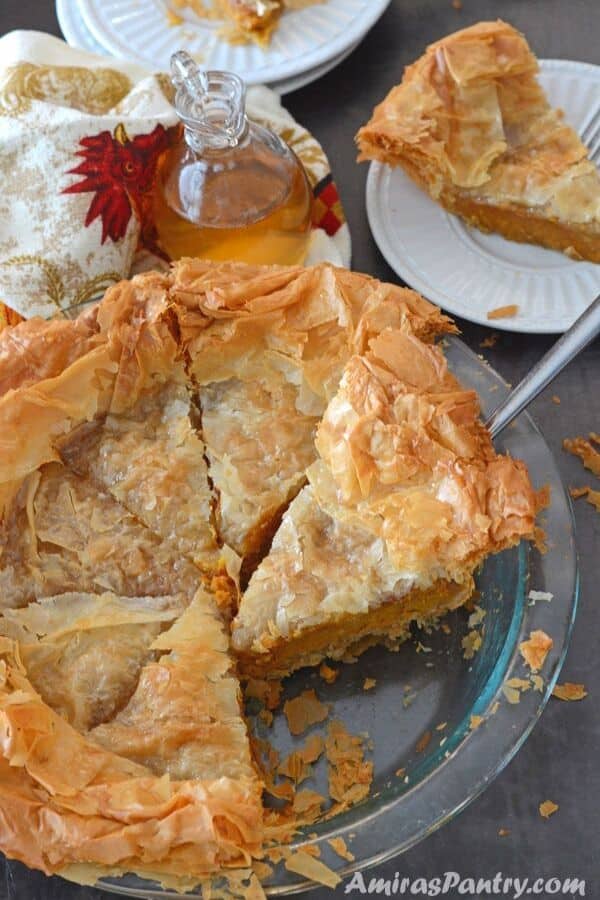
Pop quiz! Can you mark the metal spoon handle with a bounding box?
[486,292,600,440]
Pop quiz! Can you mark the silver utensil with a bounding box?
[486,292,600,439]
[580,104,600,163]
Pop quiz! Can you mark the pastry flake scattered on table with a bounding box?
[552,682,587,701]
[356,20,600,262]
[487,304,519,321]
[0,259,541,887]
[539,800,559,819]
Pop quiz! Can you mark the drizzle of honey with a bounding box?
[153,144,313,266]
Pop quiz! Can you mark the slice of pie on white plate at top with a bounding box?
[356,20,600,262]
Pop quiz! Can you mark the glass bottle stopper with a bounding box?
[170,50,248,152]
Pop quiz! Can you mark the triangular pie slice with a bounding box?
[232,326,538,678]
[0,588,263,885]
[58,378,230,585]
[170,259,455,570]
[56,278,225,575]
[90,588,257,782]
[0,462,202,609]
[356,20,600,262]
[0,277,236,610]
[0,592,186,732]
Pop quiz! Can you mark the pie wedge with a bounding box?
[0,272,238,610]
[0,592,187,732]
[232,326,538,677]
[356,20,600,262]
[171,259,454,572]
[0,462,203,609]
[0,589,264,885]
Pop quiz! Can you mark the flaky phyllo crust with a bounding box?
[356,20,600,261]
[0,591,263,882]
[231,327,537,673]
[0,259,537,883]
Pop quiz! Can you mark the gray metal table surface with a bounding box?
[0,1,598,897]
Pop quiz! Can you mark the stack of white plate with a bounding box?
[56,0,391,93]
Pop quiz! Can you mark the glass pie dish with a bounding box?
[96,335,578,898]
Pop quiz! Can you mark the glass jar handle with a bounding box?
[170,51,248,152]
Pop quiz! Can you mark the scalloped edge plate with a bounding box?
[56,0,360,95]
[366,60,600,334]
[74,0,390,86]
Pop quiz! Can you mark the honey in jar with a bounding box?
[153,52,313,266]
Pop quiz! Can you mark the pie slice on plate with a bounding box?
[170,0,282,44]
[356,20,600,262]
[232,326,538,677]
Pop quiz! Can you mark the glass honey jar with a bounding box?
[153,51,313,266]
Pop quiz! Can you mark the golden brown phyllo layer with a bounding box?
[0,259,538,885]
[356,20,600,262]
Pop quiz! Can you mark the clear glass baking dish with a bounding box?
[95,335,578,898]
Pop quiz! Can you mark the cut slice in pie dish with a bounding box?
[0,272,238,612]
[356,20,600,262]
[0,588,264,885]
[0,462,203,610]
[232,327,539,678]
[171,259,455,572]
[58,379,226,582]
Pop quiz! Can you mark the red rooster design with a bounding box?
[63,123,178,253]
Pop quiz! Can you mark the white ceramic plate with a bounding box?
[57,0,107,56]
[57,0,359,95]
[270,38,359,95]
[75,0,390,86]
[366,60,600,334]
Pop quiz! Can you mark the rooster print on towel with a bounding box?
[63,122,179,258]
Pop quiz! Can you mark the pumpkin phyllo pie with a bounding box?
[0,258,539,885]
[232,326,538,678]
[356,20,600,262]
